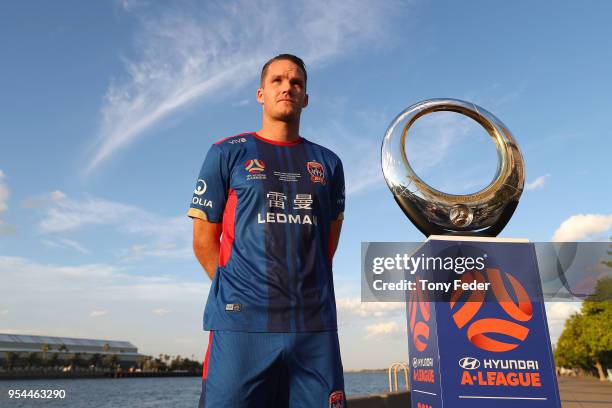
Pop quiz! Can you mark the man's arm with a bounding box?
[329,219,343,260]
[193,218,222,280]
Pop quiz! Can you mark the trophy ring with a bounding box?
[381,98,525,237]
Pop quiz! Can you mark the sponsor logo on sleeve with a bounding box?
[192,179,212,208]
[194,179,207,196]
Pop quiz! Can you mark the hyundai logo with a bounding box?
[458,357,480,370]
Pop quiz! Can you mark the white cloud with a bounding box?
[29,192,192,259]
[319,109,477,196]
[0,309,8,316]
[50,190,66,201]
[365,321,402,339]
[174,338,197,344]
[87,0,406,172]
[0,328,44,335]
[0,170,15,234]
[234,99,250,107]
[152,308,171,316]
[23,190,67,209]
[90,310,109,318]
[42,238,91,255]
[545,302,581,321]
[552,214,612,242]
[33,193,191,258]
[0,255,210,359]
[130,244,147,254]
[337,298,404,318]
[0,256,208,302]
[0,220,16,235]
[39,194,138,233]
[405,112,474,173]
[525,174,549,191]
[545,302,582,345]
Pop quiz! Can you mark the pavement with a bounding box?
[559,376,612,408]
[347,376,612,408]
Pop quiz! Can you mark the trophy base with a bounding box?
[428,234,529,243]
[406,237,561,408]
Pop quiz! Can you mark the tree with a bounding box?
[41,344,50,368]
[90,353,102,370]
[4,352,17,371]
[137,356,148,371]
[69,353,83,371]
[25,352,40,370]
[47,353,60,370]
[103,354,119,371]
[555,277,612,380]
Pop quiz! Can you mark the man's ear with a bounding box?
[256,88,264,105]
[302,93,309,108]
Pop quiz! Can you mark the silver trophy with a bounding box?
[381,98,525,237]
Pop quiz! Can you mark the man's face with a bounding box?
[257,59,308,123]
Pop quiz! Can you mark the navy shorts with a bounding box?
[198,331,346,408]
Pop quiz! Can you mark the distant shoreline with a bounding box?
[0,370,388,380]
[0,371,200,380]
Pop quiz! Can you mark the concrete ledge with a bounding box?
[348,391,410,408]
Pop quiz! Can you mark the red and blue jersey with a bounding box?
[188,132,345,332]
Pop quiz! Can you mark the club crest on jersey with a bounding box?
[307,161,326,185]
[245,159,266,173]
[329,390,345,408]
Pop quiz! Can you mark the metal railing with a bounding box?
[388,362,409,392]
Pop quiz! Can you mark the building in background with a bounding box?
[0,333,142,370]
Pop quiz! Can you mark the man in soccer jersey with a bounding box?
[188,54,346,408]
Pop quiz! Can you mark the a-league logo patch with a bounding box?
[329,390,345,408]
[245,159,266,173]
[307,161,326,185]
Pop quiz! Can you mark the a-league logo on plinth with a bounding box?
[406,238,561,407]
[382,99,561,407]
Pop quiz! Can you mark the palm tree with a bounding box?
[90,353,102,370]
[48,353,59,370]
[41,344,50,369]
[5,352,17,371]
[110,354,120,374]
[25,352,40,370]
[137,356,148,371]
[69,353,82,371]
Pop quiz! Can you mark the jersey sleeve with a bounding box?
[330,158,345,221]
[187,144,229,223]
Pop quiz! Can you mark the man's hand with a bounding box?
[193,218,222,280]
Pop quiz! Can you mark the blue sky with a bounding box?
[1,1,611,369]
